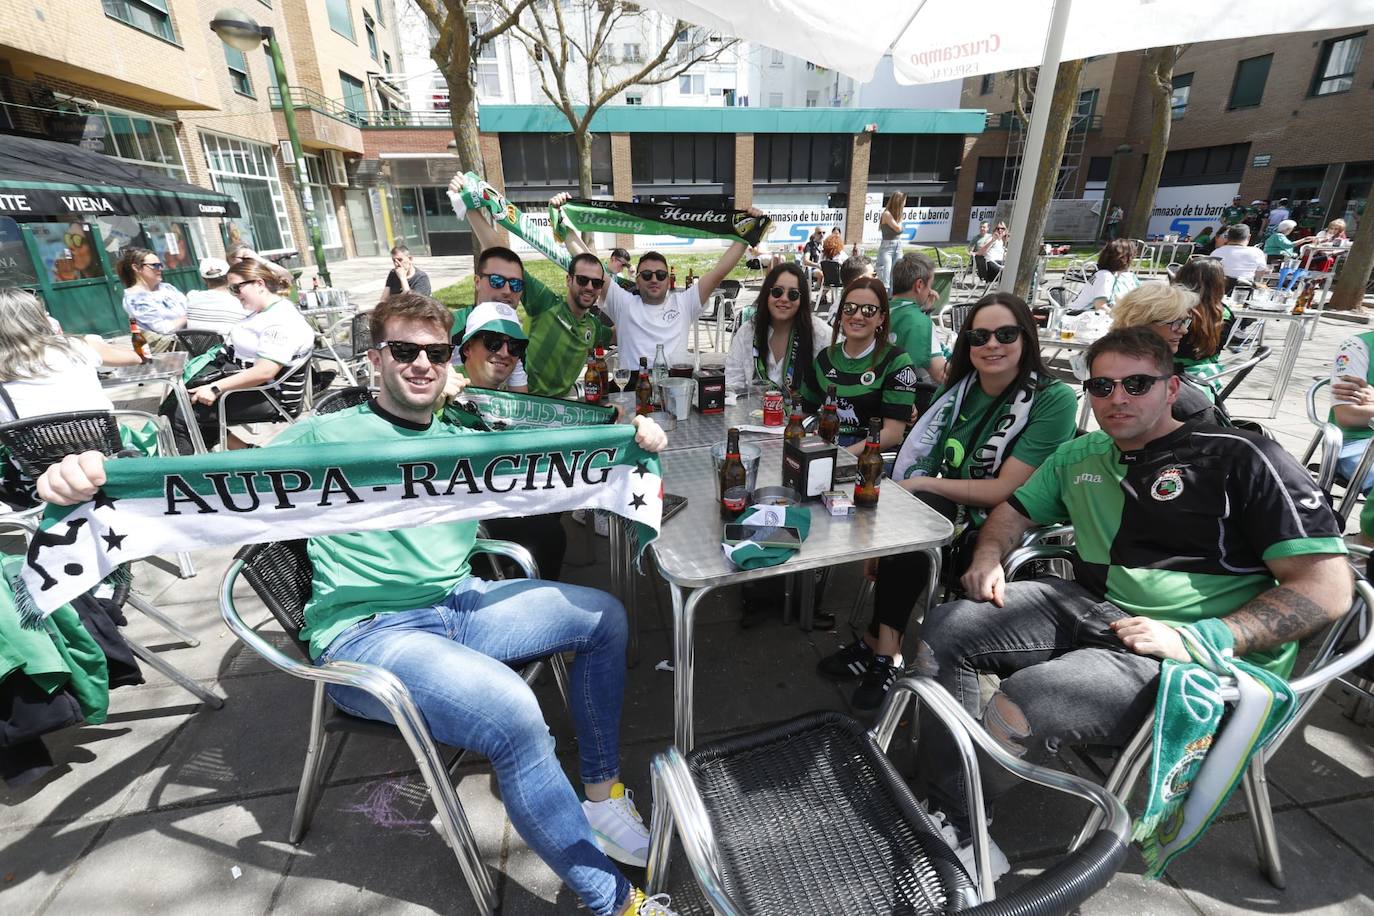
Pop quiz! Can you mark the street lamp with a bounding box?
[210,8,331,287]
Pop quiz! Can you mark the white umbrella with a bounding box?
[641,0,1374,286]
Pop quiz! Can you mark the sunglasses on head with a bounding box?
[474,331,527,359]
[479,272,525,293]
[769,286,801,302]
[840,301,883,318]
[228,279,258,295]
[967,325,1021,347]
[1155,316,1193,332]
[1083,374,1172,398]
[639,269,669,282]
[573,274,605,290]
[376,340,456,364]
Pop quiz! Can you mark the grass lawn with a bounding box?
[432,244,1106,306]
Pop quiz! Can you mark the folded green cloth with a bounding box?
[721,505,810,570]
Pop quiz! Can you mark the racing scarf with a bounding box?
[10,424,662,625]
[554,199,772,248]
[893,373,1039,523]
[443,387,617,431]
[448,172,572,269]
[753,324,803,391]
[721,505,810,570]
[1134,618,1296,878]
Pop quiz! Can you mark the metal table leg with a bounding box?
[171,379,208,454]
[670,582,714,752]
[608,515,639,666]
[1266,318,1306,420]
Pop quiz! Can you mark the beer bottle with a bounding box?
[583,355,602,404]
[594,346,610,393]
[783,394,805,445]
[818,384,840,444]
[129,318,150,363]
[854,418,883,508]
[635,356,654,415]
[719,427,748,519]
[1292,281,1314,315]
[669,266,678,289]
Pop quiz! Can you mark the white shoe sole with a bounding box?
[590,827,648,868]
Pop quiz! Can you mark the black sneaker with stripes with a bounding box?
[816,638,875,681]
[852,655,899,712]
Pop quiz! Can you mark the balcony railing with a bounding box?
[984,111,1104,132]
[269,86,454,130]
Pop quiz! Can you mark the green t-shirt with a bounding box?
[1222,205,1248,226]
[1329,330,1374,442]
[1263,232,1296,258]
[1009,424,1347,676]
[887,299,937,371]
[521,274,613,398]
[940,380,1077,481]
[272,403,478,658]
[800,343,918,439]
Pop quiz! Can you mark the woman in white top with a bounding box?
[166,259,315,452]
[1066,238,1140,313]
[725,263,833,393]
[0,288,142,422]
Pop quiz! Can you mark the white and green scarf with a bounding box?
[554,199,771,247]
[444,387,617,431]
[1134,617,1297,878]
[448,172,573,269]
[12,424,662,625]
[893,373,1039,523]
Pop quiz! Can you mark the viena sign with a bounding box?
[0,194,119,215]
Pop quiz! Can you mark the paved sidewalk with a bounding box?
[313,254,474,311]
[3,288,1374,914]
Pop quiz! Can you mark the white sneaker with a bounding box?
[620,889,678,915]
[930,809,1010,884]
[583,783,650,867]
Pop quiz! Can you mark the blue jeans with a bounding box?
[319,576,631,915]
[876,239,902,289]
[1337,437,1374,494]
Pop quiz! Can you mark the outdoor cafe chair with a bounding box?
[0,410,222,709]
[644,679,1130,912]
[819,259,844,313]
[213,358,333,449]
[219,537,570,916]
[1000,538,1374,890]
[169,329,224,358]
[1300,376,1374,526]
[319,311,374,387]
[311,384,373,416]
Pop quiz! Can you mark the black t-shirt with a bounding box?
[385,267,432,296]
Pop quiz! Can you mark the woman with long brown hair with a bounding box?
[799,276,917,453]
[875,191,906,289]
[1172,257,1234,395]
[1067,238,1139,313]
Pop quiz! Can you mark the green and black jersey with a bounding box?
[800,343,918,440]
[1009,422,1346,677]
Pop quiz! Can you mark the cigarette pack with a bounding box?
[821,489,854,517]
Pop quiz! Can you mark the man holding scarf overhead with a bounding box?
[36,295,684,916]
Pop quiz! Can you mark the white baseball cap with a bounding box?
[199,257,230,279]
[461,301,528,346]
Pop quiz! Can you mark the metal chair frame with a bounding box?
[169,328,226,357]
[1001,540,1374,889]
[219,537,570,916]
[645,677,1131,910]
[1299,377,1374,524]
[214,357,322,448]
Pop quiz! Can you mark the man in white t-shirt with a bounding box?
[1211,224,1269,282]
[184,257,249,334]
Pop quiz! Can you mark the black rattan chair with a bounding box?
[170,329,225,357]
[646,682,1130,913]
[220,538,569,915]
[312,385,373,415]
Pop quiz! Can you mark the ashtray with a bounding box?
[751,485,801,507]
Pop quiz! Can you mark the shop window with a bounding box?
[326,0,355,42]
[364,11,379,61]
[225,44,253,97]
[29,222,103,283]
[0,218,38,286]
[1312,32,1365,96]
[630,133,734,186]
[868,134,962,184]
[201,132,292,252]
[101,0,178,44]
[1076,88,1098,119]
[752,135,850,184]
[1228,54,1271,110]
[499,134,612,187]
[1170,73,1192,119]
[1158,142,1250,187]
[141,219,194,271]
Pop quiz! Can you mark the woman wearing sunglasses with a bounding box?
[818,292,1076,711]
[724,262,832,393]
[1110,284,1226,424]
[165,260,315,452]
[1171,258,1234,397]
[800,277,918,455]
[118,246,188,349]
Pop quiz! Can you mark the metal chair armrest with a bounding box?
[471,538,539,580]
[646,746,748,915]
[1018,524,1075,549]
[1003,543,1078,579]
[1284,578,1374,699]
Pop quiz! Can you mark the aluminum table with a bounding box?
[652,439,954,751]
[1230,307,1320,418]
[101,351,206,454]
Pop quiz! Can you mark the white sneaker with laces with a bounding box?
[623,890,678,915]
[930,809,1011,884]
[582,782,650,867]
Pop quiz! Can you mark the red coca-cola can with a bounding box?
[762,387,784,426]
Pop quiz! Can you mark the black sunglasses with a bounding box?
[377,340,456,364]
[228,279,259,295]
[573,274,605,290]
[1083,374,1172,398]
[639,269,669,282]
[840,301,883,318]
[479,272,525,293]
[967,325,1022,347]
[474,331,527,359]
[769,286,801,302]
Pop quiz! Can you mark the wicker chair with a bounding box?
[646,680,1130,913]
[169,329,225,357]
[312,385,373,416]
[219,538,570,915]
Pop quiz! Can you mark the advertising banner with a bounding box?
[861,204,953,244]
[1146,183,1241,239]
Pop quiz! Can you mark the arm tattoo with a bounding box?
[1224,586,1336,657]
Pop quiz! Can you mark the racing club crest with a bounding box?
[859,369,877,386]
[1152,466,1185,501]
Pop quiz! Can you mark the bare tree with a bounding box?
[493,1,737,198]
[1123,46,1185,241]
[408,0,533,173]
[1009,59,1086,300]
[1010,68,1036,127]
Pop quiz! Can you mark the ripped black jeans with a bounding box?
[915,578,1161,838]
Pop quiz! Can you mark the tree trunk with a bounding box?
[1330,215,1373,311]
[433,53,484,174]
[1011,58,1085,301]
[575,127,594,199]
[1124,47,1177,242]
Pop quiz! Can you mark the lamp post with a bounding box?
[210,8,331,287]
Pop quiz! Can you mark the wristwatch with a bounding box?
[210,385,221,397]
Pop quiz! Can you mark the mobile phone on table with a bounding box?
[663,493,688,523]
[722,524,803,549]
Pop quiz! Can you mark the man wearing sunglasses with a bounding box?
[455,302,530,392]
[520,252,615,398]
[912,326,1350,880]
